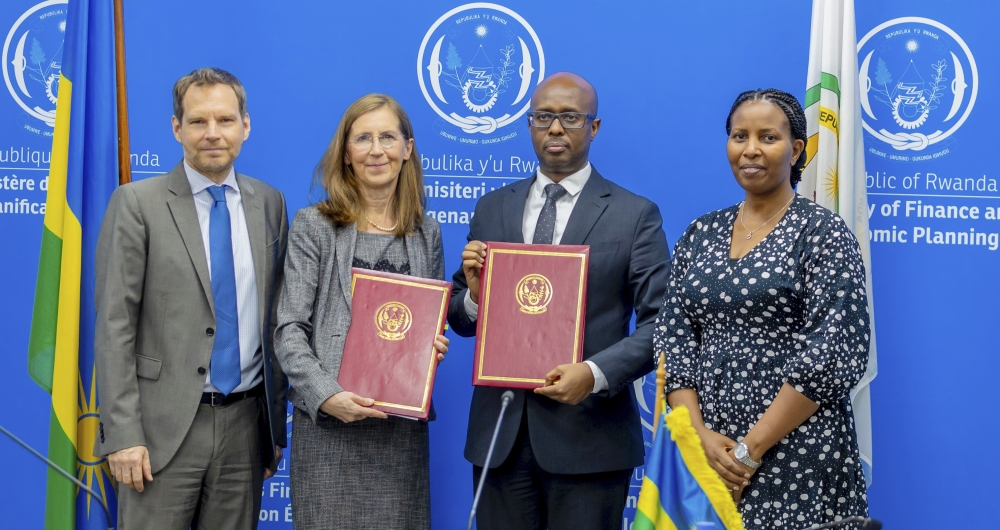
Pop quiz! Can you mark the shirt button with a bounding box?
[206,328,214,336]
[197,367,206,375]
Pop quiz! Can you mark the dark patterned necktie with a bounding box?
[532,183,567,244]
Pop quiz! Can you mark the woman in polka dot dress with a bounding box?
[654,89,870,529]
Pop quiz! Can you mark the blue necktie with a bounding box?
[207,185,241,395]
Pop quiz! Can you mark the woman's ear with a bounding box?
[791,138,806,166]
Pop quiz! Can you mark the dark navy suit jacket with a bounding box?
[448,168,671,474]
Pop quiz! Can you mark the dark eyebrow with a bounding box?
[731,127,781,134]
[532,105,582,114]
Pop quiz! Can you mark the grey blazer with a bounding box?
[93,162,289,473]
[274,206,444,420]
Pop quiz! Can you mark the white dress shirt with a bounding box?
[184,161,262,393]
[464,163,609,393]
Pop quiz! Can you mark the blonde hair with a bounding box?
[314,94,424,237]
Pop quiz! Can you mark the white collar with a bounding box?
[535,162,591,197]
[183,159,239,195]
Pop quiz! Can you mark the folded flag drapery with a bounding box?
[634,403,744,530]
[799,0,876,487]
[26,0,130,527]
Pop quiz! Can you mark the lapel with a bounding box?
[404,231,423,278]
[237,173,267,327]
[503,176,534,243]
[165,163,214,312]
[560,167,611,245]
[335,222,358,310]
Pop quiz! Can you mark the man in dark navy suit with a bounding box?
[447,72,671,530]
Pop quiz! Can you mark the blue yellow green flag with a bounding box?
[634,404,744,530]
[26,0,121,528]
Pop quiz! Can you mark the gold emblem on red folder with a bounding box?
[375,301,412,340]
[516,274,553,314]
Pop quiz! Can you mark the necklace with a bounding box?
[738,195,795,240]
[367,218,398,232]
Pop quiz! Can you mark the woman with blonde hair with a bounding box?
[275,93,447,529]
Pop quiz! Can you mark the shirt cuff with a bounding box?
[464,289,479,321]
[584,360,608,394]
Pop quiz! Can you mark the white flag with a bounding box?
[800,0,877,486]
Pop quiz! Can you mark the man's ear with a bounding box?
[171,115,182,142]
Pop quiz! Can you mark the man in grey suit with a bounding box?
[94,67,288,530]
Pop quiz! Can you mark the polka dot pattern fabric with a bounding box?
[654,197,870,529]
[531,183,567,245]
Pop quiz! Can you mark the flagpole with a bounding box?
[652,353,666,439]
[113,0,131,186]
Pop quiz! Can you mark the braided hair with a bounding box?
[725,89,808,188]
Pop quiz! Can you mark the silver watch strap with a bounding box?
[736,443,761,469]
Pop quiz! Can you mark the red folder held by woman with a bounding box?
[339,268,451,420]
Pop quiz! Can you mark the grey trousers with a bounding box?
[116,396,264,530]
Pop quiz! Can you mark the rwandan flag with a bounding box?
[27,0,123,528]
[634,404,744,530]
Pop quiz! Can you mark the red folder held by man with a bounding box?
[473,242,589,389]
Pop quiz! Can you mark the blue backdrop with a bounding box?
[1,1,996,528]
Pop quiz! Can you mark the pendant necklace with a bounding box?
[739,195,795,240]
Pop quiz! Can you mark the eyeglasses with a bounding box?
[527,111,596,129]
[349,132,406,151]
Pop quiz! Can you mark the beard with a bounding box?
[191,148,237,178]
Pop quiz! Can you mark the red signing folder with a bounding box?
[339,268,451,420]
[473,242,588,389]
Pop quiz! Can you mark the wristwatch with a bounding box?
[733,442,761,469]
